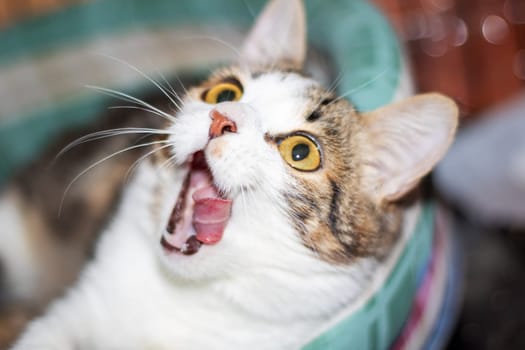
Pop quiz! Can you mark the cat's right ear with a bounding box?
[359,93,459,205]
[240,0,306,69]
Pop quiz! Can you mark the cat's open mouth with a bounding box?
[160,151,232,255]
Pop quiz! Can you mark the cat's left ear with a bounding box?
[240,0,306,69]
[359,93,459,204]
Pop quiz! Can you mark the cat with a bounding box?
[11,0,458,348]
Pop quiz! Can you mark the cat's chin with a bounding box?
[159,151,233,257]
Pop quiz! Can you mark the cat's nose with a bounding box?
[209,109,238,139]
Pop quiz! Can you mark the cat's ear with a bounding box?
[241,0,306,69]
[359,93,458,204]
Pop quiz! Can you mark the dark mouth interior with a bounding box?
[161,151,206,255]
[160,151,232,256]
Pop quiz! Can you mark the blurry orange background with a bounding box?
[373,0,525,116]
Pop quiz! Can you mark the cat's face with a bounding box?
[150,0,458,281]
[154,65,354,279]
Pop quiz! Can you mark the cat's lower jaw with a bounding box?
[12,162,420,349]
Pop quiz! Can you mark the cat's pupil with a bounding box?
[216,89,236,103]
[292,143,310,161]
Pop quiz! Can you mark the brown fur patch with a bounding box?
[284,97,402,264]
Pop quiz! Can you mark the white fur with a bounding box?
[12,72,381,350]
[241,0,306,68]
[0,190,39,302]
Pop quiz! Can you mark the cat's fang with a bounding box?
[160,235,202,255]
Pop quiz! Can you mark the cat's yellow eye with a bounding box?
[204,82,243,104]
[278,134,321,171]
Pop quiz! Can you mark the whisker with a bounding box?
[327,68,346,95]
[86,85,176,123]
[125,143,173,182]
[157,153,179,177]
[308,71,345,116]
[181,35,242,61]
[56,127,170,160]
[94,53,183,111]
[156,70,186,108]
[171,74,192,102]
[328,69,388,106]
[59,139,170,216]
[239,185,249,221]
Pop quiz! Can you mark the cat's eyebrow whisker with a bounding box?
[86,85,176,123]
[326,68,346,96]
[156,70,186,108]
[59,139,171,216]
[94,53,183,111]
[307,69,346,113]
[180,35,242,62]
[328,69,388,107]
[55,128,171,160]
[171,73,194,103]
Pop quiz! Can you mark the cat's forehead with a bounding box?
[246,71,320,132]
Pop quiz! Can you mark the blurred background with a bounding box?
[0,0,524,349]
[372,1,525,349]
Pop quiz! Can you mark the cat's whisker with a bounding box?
[238,185,249,221]
[326,68,346,95]
[59,139,170,216]
[86,85,176,123]
[157,153,179,174]
[94,53,183,111]
[125,143,174,182]
[180,35,243,62]
[327,69,389,107]
[305,70,349,116]
[172,74,194,103]
[156,70,186,109]
[55,128,171,161]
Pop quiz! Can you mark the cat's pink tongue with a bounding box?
[192,186,232,244]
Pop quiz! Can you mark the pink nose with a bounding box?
[209,109,238,139]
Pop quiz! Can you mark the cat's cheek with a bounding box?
[206,135,279,194]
